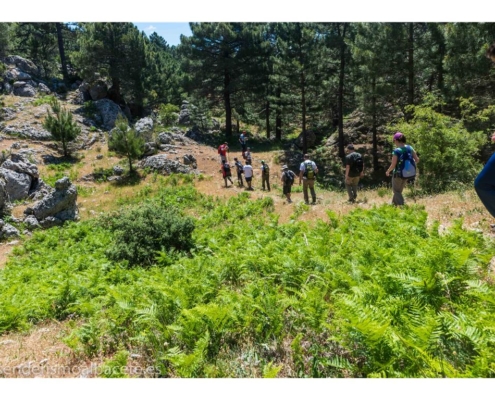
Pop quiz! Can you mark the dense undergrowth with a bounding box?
[1,177,495,377]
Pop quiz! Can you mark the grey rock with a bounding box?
[0,222,20,239]
[2,153,39,179]
[89,80,108,101]
[93,99,126,131]
[135,117,154,135]
[143,142,158,157]
[23,215,41,230]
[38,82,51,94]
[113,165,124,176]
[5,68,32,82]
[138,154,194,175]
[24,177,78,224]
[3,56,40,76]
[13,84,36,97]
[183,154,196,165]
[0,107,16,121]
[2,124,52,140]
[0,167,32,201]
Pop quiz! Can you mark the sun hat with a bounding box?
[347,144,355,150]
[261,160,265,163]
[393,132,404,141]
[282,165,288,169]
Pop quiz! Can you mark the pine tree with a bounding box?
[109,116,144,174]
[43,98,81,157]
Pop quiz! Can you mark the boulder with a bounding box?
[93,99,126,131]
[0,168,32,201]
[4,68,32,82]
[178,100,191,125]
[295,130,317,149]
[0,220,19,239]
[13,83,36,97]
[2,56,40,76]
[23,177,78,225]
[138,154,194,175]
[113,165,124,176]
[23,215,41,230]
[2,153,39,179]
[143,142,158,157]
[0,180,10,216]
[135,117,154,135]
[89,80,108,101]
[38,82,51,94]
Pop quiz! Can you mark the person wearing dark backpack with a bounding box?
[260,160,271,191]
[299,154,318,205]
[234,157,244,187]
[281,165,296,203]
[221,160,234,187]
[344,144,364,203]
[385,132,420,206]
[474,42,495,224]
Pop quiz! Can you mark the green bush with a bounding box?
[103,202,195,267]
[390,96,484,193]
[158,103,179,126]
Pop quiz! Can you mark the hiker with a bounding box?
[260,160,270,191]
[218,142,229,163]
[221,160,234,187]
[385,132,420,206]
[239,131,247,153]
[281,165,296,203]
[234,157,244,187]
[243,161,254,190]
[243,147,252,164]
[474,42,495,219]
[344,144,365,203]
[299,154,318,205]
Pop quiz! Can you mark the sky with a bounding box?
[133,22,192,47]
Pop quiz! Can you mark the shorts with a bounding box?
[245,176,252,182]
[283,184,292,195]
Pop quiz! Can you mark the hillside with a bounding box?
[1,93,495,378]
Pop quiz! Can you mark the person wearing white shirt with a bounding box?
[243,162,254,191]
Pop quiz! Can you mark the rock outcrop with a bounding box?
[23,177,78,228]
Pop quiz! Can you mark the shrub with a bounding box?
[390,96,484,193]
[103,202,195,267]
[158,103,179,126]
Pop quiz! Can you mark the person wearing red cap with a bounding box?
[385,132,420,206]
[474,42,495,221]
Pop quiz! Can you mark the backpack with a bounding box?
[304,160,315,179]
[352,154,364,174]
[263,164,270,176]
[284,170,295,185]
[396,145,416,179]
[223,163,231,176]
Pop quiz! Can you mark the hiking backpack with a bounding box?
[396,145,416,179]
[223,163,231,175]
[263,164,270,176]
[352,154,364,175]
[285,170,295,185]
[304,161,315,179]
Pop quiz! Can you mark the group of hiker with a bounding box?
[218,132,322,204]
[217,129,423,206]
